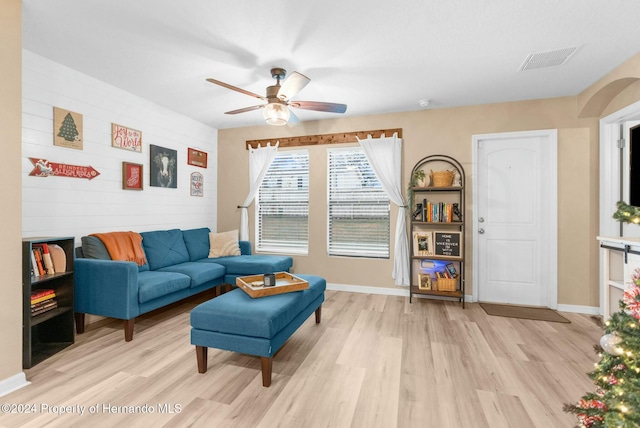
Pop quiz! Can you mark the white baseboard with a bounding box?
[556,304,600,315]
[326,284,596,314]
[0,372,30,398]
[326,282,409,296]
[325,283,473,303]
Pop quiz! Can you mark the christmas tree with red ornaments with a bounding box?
[564,268,640,427]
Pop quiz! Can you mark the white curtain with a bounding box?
[239,142,279,241]
[357,133,410,286]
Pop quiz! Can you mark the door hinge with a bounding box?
[617,138,626,149]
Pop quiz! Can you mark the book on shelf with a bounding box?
[445,263,457,277]
[31,300,58,316]
[32,243,55,274]
[30,250,40,277]
[30,288,55,300]
[31,291,56,305]
[423,202,456,223]
[32,247,45,276]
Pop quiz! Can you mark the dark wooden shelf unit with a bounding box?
[22,236,75,368]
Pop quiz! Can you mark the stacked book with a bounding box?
[30,243,56,277]
[31,289,57,316]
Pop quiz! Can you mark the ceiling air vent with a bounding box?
[519,46,580,71]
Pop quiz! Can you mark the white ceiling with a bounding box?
[21,1,640,130]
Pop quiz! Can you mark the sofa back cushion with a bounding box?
[182,227,211,261]
[140,229,190,270]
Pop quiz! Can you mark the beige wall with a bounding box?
[0,0,23,383]
[218,96,601,307]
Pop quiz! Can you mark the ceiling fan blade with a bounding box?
[224,105,264,115]
[287,109,300,126]
[206,78,266,101]
[277,71,310,101]
[290,101,347,113]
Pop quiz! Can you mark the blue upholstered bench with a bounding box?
[190,274,326,386]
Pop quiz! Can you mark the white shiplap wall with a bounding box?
[22,51,218,245]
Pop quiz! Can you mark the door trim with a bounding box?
[471,129,558,308]
[599,99,640,238]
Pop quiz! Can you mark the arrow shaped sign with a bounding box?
[29,158,100,180]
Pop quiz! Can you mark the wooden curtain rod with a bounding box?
[246,128,403,150]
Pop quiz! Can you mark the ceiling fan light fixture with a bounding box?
[263,103,290,126]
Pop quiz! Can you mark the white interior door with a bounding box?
[473,130,557,307]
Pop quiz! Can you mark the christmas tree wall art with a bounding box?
[53,107,83,150]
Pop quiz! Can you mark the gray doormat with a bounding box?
[479,303,570,323]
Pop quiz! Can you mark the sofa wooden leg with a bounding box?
[196,346,208,373]
[260,357,272,387]
[315,305,322,324]
[75,312,85,334]
[124,319,135,342]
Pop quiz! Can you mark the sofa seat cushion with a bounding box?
[199,254,293,275]
[157,262,225,288]
[190,274,325,339]
[138,271,191,304]
[141,229,190,270]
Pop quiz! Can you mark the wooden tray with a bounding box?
[236,272,309,298]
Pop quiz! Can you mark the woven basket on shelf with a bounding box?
[436,278,457,292]
[430,170,455,187]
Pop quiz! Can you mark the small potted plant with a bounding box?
[410,169,426,188]
[407,169,426,210]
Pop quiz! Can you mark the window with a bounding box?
[328,148,390,258]
[256,150,309,254]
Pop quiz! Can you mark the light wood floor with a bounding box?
[1,290,602,428]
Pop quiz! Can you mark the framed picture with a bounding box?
[187,148,208,168]
[150,144,177,188]
[413,231,433,256]
[433,231,463,259]
[53,107,83,150]
[418,274,432,290]
[190,172,203,196]
[122,162,143,190]
[112,123,142,152]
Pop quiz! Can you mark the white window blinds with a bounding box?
[328,148,390,258]
[256,150,309,254]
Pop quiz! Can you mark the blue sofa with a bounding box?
[74,227,293,341]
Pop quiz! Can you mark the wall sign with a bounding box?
[190,172,203,197]
[122,162,143,190]
[434,231,462,259]
[29,158,99,180]
[187,148,208,168]
[53,107,83,150]
[112,123,142,152]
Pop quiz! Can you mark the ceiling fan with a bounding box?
[206,67,347,126]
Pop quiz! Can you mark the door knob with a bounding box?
[478,228,485,234]
[478,217,485,223]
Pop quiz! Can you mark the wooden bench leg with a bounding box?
[260,357,272,387]
[124,319,135,342]
[75,313,85,334]
[196,346,208,373]
[315,304,322,324]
